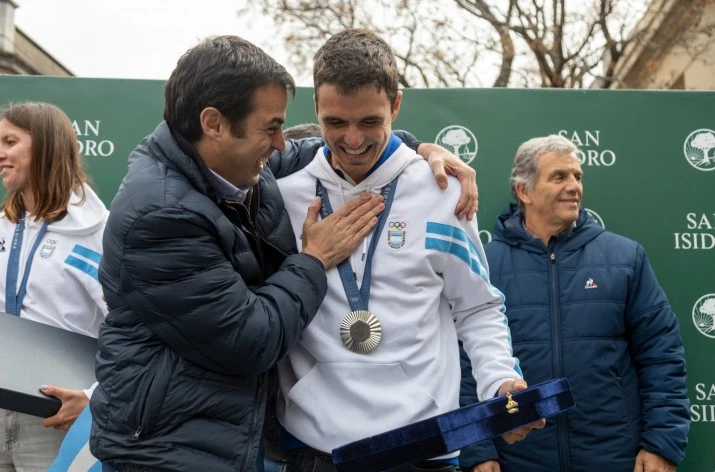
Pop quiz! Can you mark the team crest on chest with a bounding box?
[387,221,407,249]
[40,239,59,259]
[0,238,5,253]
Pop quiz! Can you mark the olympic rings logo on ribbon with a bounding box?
[389,221,406,229]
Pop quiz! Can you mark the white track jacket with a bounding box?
[0,184,108,338]
[276,141,522,452]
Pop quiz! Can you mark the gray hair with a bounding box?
[510,135,578,209]
[284,123,321,140]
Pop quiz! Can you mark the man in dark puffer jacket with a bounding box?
[89,36,389,472]
[460,135,689,472]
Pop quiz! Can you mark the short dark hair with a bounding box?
[283,123,322,140]
[313,29,399,109]
[0,102,88,224]
[164,35,296,141]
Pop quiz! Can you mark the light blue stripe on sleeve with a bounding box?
[425,237,488,279]
[426,222,487,269]
[426,237,521,376]
[65,255,99,280]
[71,245,102,264]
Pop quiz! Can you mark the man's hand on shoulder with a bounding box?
[301,193,385,269]
[417,142,478,220]
[633,449,676,472]
[497,379,546,444]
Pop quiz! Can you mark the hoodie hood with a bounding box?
[49,183,109,236]
[305,135,422,194]
[493,203,604,253]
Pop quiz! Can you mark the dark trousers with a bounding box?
[285,448,459,472]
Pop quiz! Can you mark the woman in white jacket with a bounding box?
[0,102,108,471]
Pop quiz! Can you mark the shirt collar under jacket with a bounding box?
[209,169,251,204]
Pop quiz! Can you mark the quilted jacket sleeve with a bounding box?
[117,207,328,377]
[626,245,690,466]
[268,137,323,179]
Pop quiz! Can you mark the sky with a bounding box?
[13,0,296,82]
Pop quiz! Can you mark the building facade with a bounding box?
[0,0,72,76]
[611,0,715,90]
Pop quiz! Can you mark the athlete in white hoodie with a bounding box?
[0,184,107,337]
[275,30,542,471]
[0,102,108,471]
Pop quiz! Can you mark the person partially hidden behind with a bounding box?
[459,135,690,472]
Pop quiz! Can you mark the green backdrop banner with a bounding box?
[1,76,713,471]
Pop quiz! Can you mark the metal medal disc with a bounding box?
[340,310,382,353]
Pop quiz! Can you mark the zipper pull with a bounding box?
[550,252,556,262]
[132,427,142,440]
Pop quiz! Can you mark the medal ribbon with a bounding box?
[5,212,49,316]
[316,177,398,312]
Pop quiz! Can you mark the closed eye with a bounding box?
[324,119,346,127]
[362,119,383,126]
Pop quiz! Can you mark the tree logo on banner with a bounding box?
[693,294,715,338]
[435,125,478,165]
[684,129,715,171]
[584,208,605,229]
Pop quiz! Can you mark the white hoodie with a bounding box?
[276,142,521,453]
[0,184,108,338]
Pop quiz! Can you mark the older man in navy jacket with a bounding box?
[460,135,690,472]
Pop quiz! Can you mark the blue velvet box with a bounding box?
[332,377,574,472]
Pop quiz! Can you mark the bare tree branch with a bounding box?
[240,0,707,89]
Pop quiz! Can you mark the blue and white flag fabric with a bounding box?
[48,404,102,472]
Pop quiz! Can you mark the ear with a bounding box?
[515,182,532,207]
[313,92,319,118]
[391,90,403,121]
[199,107,225,139]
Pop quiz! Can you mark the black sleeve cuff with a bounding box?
[394,130,422,151]
[300,252,325,271]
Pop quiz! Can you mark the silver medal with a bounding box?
[340,310,382,353]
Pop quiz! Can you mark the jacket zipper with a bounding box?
[249,187,290,259]
[227,199,265,270]
[241,373,264,471]
[549,245,570,472]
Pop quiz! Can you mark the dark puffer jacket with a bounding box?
[460,204,690,472]
[90,122,328,471]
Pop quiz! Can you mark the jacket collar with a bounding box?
[493,203,604,252]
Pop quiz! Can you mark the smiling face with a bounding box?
[210,83,288,187]
[315,84,402,184]
[0,118,33,195]
[519,150,583,239]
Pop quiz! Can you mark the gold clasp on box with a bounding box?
[506,392,519,414]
